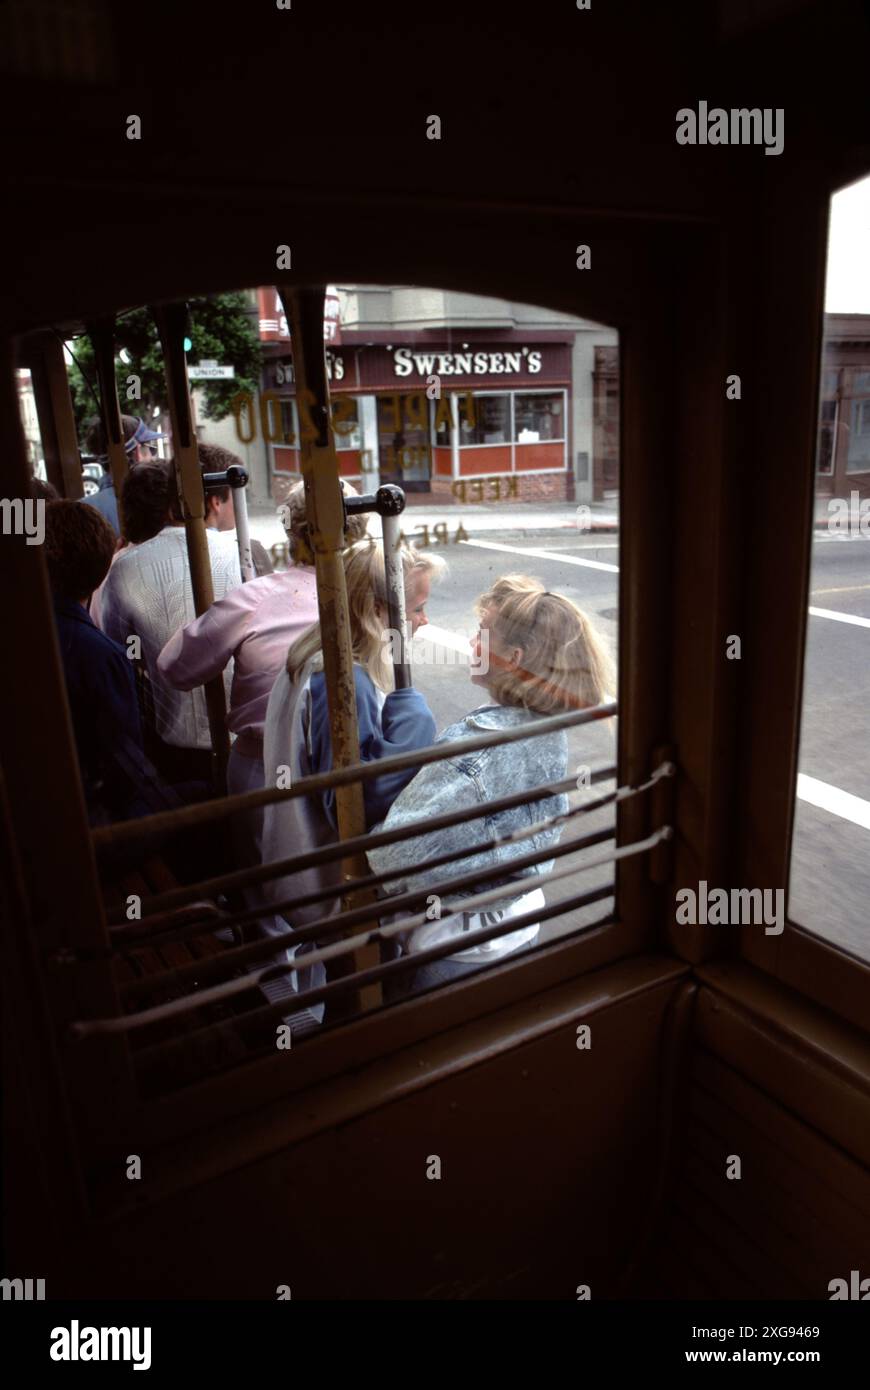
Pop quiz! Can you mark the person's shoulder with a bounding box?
[351,664,385,708]
[76,613,130,666]
[247,568,312,599]
[436,704,505,741]
[217,570,274,605]
[208,528,241,558]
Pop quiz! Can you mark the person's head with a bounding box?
[85,415,164,470]
[43,500,117,603]
[121,460,172,544]
[29,476,58,502]
[279,479,370,565]
[471,574,615,714]
[287,538,445,691]
[197,442,239,531]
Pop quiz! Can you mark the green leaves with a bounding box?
[67,291,263,438]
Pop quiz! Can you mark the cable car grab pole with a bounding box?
[203,464,255,581]
[344,485,410,688]
[152,301,230,791]
[88,317,129,536]
[277,281,383,1014]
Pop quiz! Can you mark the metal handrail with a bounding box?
[109,760,618,923]
[91,697,618,850]
[71,828,670,1041]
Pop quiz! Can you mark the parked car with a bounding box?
[80,456,103,498]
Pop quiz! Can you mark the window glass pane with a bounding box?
[42,281,620,1057]
[333,396,360,450]
[279,398,297,443]
[16,367,51,482]
[789,174,870,960]
[459,392,509,445]
[846,398,870,471]
[514,392,564,442]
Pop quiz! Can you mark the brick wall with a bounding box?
[271,471,573,506]
[429,473,570,503]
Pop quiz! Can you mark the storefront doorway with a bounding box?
[376,394,432,491]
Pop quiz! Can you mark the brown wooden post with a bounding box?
[152,301,230,790]
[277,282,382,1013]
[0,338,134,1197]
[21,331,84,499]
[89,317,129,536]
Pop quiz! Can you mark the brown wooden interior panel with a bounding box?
[633,1210,718,1300]
[693,986,870,1169]
[632,970,870,1301]
[46,975,684,1299]
[687,1102,870,1285]
[691,1052,870,1231]
[683,1130,829,1298]
[672,1184,797,1299]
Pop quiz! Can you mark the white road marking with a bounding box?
[415,623,472,654]
[459,537,620,573]
[462,539,870,624]
[797,774,870,831]
[808,606,870,629]
[812,584,870,596]
[426,552,869,831]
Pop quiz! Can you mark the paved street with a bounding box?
[250,509,870,962]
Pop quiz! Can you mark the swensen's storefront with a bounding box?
[256,335,573,502]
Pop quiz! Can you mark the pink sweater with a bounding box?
[157,566,319,746]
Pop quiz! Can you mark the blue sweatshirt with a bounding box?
[308,668,437,831]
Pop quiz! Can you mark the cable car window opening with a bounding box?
[789,173,870,963]
[12,282,631,1105]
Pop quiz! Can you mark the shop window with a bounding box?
[279,398,298,444]
[816,399,836,475]
[845,396,870,472]
[460,392,510,445]
[333,396,361,451]
[514,392,564,443]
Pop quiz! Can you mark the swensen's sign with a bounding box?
[274,353,345,385]
[393,347,542,377]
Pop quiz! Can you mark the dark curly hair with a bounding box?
[44,501,117,601]
[121,460,172,543]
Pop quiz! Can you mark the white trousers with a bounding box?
[227,742,324,1027]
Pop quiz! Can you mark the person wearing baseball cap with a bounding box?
[81,414,166,536]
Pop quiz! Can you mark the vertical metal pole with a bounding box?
[233,479,255,581]
[88,317,128,535]
[381,509,412,689]
[277,281,382,1014]
[21,332,84,499]
[152,302,230,789]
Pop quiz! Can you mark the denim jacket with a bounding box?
[367,703,569,961]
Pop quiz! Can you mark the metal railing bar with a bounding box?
[110,761,620,922]
[70,826,668,1040]
[110,766,622,943]
[90,881,619,1066]
[129,881,620,1085]
[91,698,618,850]
[111,793,617,951]
[118,821,618,1003]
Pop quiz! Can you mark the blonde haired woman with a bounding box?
[260,538,445,1017]
[367,574,615,997]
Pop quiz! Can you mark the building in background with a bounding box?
[815,313,870,502]
[16,369,42,474]
[249,286,620,505]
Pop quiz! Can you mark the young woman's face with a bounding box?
[405,572,431,634]
[470,608,522,692]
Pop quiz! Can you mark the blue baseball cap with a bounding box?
[125,417,166,453]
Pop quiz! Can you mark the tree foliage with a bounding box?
[66,291,262,440]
